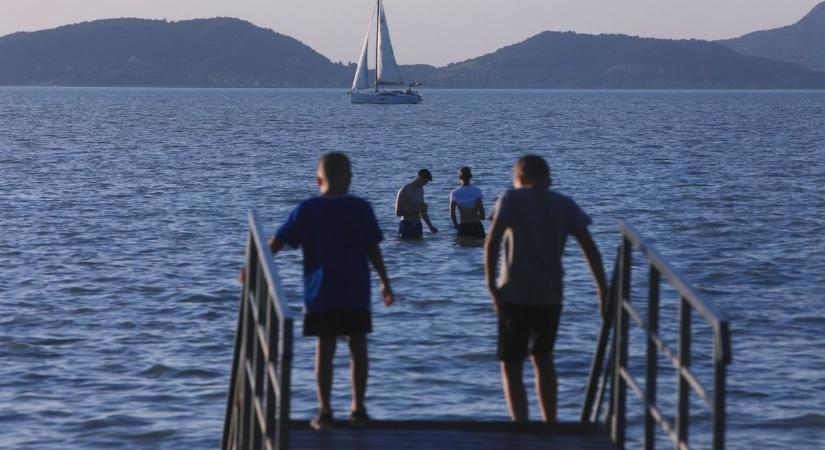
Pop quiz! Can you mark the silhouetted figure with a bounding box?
[395,169,439,239]
[449,166,486,240]
[484,155,607,423]
[249,152,394,430]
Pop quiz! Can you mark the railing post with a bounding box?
[581,249,620,423]
[677,296,692,447]
[240,272,254,450]
[644,267,660,450]
[265,296,278,448]
[277,318,293,450]
[713,322,730,450]
[611,237,631,449]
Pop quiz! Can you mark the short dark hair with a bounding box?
[319,152,352,183]
[515,154,551,186]
[458,166,472,181]
[418,168,433,181]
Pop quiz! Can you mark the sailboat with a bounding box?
[349,0,422,104]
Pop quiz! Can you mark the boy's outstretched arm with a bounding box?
[238,237,286,284]
[484,217,506,315]
[269,237,286,254]
[574,227,608,317]
[367,244,394,306]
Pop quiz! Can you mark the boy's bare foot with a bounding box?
[310,410,334,430]
[348,409,370,428]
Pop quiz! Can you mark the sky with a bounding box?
[0,0,822,66]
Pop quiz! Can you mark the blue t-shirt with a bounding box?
[275,195,383,313]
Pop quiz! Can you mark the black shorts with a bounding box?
[303,309,372,337]
[457,222,486,239]
[398,220,423,240]
[497,303,562,362]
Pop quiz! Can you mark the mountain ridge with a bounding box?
[719,1,825,72]
[2,17,824,89]
[401,31,825,89]
[0,17,351,87]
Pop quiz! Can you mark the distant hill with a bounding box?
[403,31,825,89]
[719,2,825,72]
[0,18,350,87]
[2,17,825,89]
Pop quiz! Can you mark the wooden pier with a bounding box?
[289,421,615,450]
[222,211,732,450]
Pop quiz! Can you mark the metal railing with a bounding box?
[582,221,732,450]
[222,210,295,450]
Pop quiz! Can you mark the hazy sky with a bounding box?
[1,0,821,66]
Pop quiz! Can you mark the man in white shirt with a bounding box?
[449,166,486,239]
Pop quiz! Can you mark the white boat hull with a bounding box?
[350,91,422,104]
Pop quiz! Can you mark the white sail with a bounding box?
[376,0,404,86]
[351,11,374,90]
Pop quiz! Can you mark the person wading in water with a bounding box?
[395,169,439,239]
[449,166,486,240]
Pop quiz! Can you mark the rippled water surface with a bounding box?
[1,88,824,449]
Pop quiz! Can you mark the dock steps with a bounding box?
[289,421,617,450]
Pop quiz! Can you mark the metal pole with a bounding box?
[677,296,692,448]
[712,322,730,450]
[644,267,660,450]
[581,249,619,422]
[611,237,631,448]
[375,0,379,92]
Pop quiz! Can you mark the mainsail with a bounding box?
[351,9,374,90]
[376,0,404,86]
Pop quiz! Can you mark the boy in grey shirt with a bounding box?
[484,154,607,422]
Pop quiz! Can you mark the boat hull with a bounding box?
[351,91,422,104]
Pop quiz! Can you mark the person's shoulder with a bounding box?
[501,188,518,197]
[295,196,321,210]
[343,194,377,212]
[548,190,589,218]
[470,185,483,196]
[548,190,579,207]
[547,190,572,201]
[346,194,370,205]
[496,188,518,204]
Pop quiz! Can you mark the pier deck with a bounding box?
[289,421,617,450]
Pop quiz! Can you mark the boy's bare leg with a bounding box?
[348,333,368,413]
[316,336,337,414]
[500,360,528,421]
[532,353,558,422]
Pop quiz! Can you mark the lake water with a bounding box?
[1,88,823,449]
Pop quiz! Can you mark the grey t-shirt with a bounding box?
[492,188,592,305]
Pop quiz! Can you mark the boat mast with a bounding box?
[375,0,380,93]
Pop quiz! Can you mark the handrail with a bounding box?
[222,210,295,450]
[582,220,732,450]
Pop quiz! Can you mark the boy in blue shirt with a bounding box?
[267,152,394,429]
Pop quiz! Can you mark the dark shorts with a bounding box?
[497,303,562,362]
[398,220,423,240]
[456,222,486,239]
[303,309,372,337]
